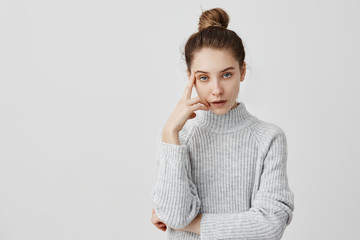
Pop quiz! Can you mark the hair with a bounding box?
[184,8,246,73]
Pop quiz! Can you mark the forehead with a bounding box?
[192,48,239,72]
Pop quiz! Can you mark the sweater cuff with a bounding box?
[200,214,218,239]
[158,141,189,164]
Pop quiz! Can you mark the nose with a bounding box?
[212,79,224,97]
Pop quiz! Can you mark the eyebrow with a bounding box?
[194,66,235,74]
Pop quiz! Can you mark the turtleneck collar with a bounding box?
[194,101,257,133]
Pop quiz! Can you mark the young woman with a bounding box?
[151,7,294,240]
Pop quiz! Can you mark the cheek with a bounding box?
[228,82,240,94]
[195,85,205,95]
[194,86,202,97]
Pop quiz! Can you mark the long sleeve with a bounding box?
[200,128,295,240]
[151,128,201,230]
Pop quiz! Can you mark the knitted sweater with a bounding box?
[151,102,295,240]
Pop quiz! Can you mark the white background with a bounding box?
[0,0,359,239]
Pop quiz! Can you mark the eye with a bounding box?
[198,76,208,81]
[223,73,232,79]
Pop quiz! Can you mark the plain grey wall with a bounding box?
[0,0,359,239]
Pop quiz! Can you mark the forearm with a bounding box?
[153,130,201,229]
[162,128,180,145]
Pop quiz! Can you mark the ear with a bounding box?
[240,62,246,82]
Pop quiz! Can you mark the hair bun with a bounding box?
[198,8,230,31]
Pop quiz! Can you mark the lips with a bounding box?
[212,100,226,103]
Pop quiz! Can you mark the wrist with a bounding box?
[163,123,179,134]
[161,128,180,145]
[162,128,178,136]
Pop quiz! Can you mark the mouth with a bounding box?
[211,100,227,107]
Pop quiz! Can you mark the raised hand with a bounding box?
[164,72,210,133]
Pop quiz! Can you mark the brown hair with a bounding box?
[184,8,246,73]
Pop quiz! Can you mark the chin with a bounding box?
[211,108,229,115]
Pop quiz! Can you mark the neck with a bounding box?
[194,101,257,133]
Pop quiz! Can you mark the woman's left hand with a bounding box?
[151,208,167,232]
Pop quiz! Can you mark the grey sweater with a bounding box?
[151,102,295,240]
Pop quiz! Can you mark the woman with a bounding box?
[151,7,295,240]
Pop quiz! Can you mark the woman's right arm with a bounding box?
[161,129,180,145]
[151,73,210,230]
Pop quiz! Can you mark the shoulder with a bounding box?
[248,118,287,152]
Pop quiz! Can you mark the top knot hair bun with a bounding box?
[198,8,230,31]
[184,7,245,73]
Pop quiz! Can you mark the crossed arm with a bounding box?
[174,213,202,234]
[152,127,294,239]
[151,208,201,234]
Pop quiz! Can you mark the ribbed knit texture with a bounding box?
[151,102,295,240]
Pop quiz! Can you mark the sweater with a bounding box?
[151,101,295,240]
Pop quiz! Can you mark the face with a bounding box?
[188,48,246,115]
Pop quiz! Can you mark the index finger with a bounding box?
[183,72,196,100]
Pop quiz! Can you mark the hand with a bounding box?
[151,208,167,232]
[164,72,210,133]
